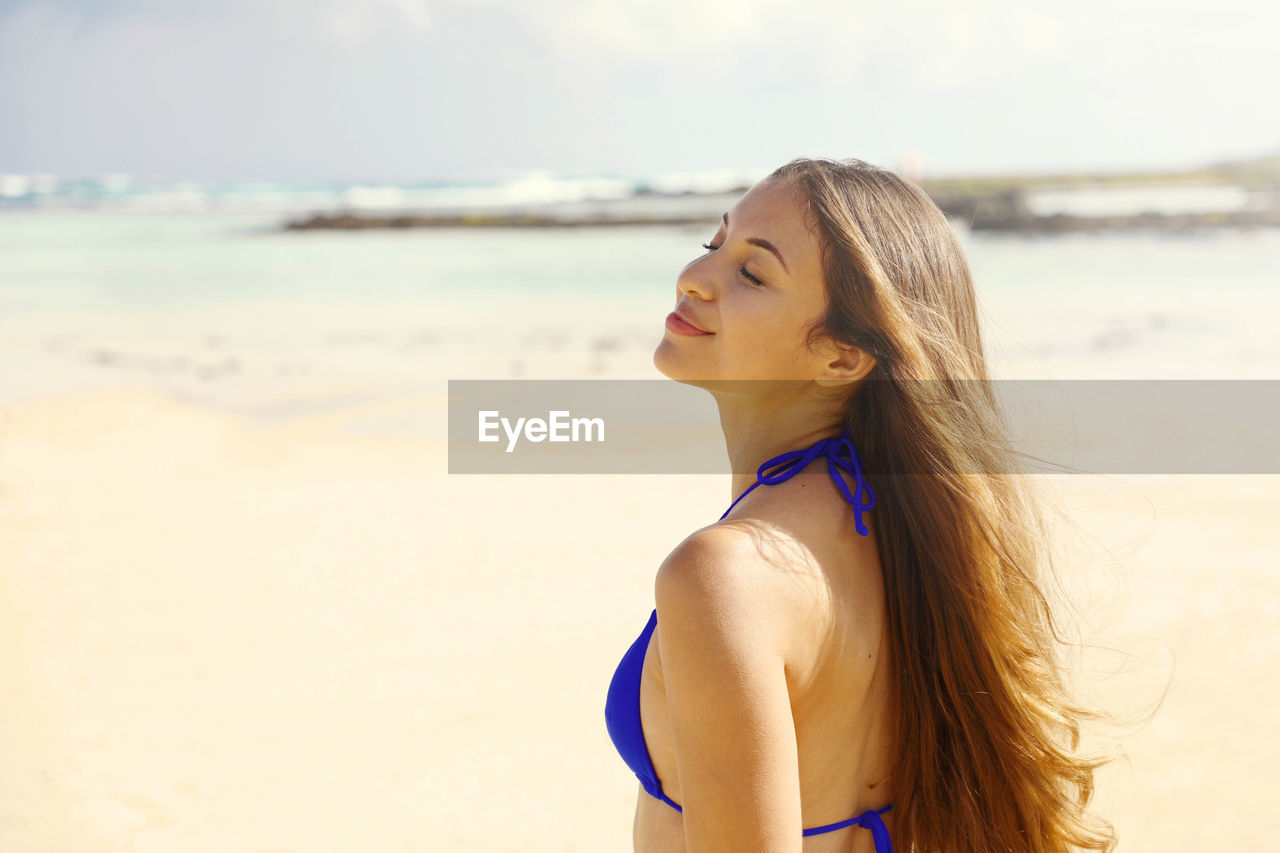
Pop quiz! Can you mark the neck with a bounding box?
[708,380,851,510]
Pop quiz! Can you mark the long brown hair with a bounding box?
[771,157,1115,852]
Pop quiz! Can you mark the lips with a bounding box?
[673,306,713,333]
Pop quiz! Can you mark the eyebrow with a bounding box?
[722,212,789,274]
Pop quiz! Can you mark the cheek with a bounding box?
[727,304,805,361]
[734,296,779,329]
[753,299,799,335]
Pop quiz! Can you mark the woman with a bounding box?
[604,158,1115,852]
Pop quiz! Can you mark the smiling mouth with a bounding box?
[666,312,713,336]
[672,307,713,332]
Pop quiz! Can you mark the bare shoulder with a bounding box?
[655,479,885,691]
[654,525,770,597]
[653,523,831,669]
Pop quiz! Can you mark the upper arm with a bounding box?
[653,529,803,853]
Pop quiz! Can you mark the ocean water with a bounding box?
[1024,184,1268,217]
[1,204,1277,425]
[0,170,766,214]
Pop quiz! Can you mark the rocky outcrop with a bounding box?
[283,184,1280,234]
[929,187,1280,232]
[283,211,713,230]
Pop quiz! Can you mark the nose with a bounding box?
[676,254,716,301]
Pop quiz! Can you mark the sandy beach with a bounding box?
[1,340,1277,852]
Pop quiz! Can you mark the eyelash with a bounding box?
[699,242,765,287]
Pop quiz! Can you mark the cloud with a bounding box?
[0,0,1276,179]
[312,0,433,54]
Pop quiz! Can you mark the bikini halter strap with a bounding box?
[718,428,877,536]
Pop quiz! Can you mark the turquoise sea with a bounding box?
[1,181,1278,424]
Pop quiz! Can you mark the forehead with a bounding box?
[726,178,823,276]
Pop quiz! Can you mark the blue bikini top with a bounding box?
[603,428,893,850]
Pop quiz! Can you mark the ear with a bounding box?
[814,342,876,388]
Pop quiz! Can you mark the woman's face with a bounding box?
[654,176,836,382]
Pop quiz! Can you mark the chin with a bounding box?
[653,338,696,380]
[652,342,722,389]
[660,338,680,376]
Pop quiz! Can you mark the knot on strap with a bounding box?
[857,804,894,853]
[756,436,826,484]
[755,430,876,536]
[720,429,877,531]
[825,433,876,537]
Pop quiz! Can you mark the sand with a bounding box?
[1,320,1278,850]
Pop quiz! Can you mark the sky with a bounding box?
[0,0,1277,182]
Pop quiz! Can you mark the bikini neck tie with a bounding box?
[719,428,877,536]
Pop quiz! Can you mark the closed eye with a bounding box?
[700,242,766,287]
